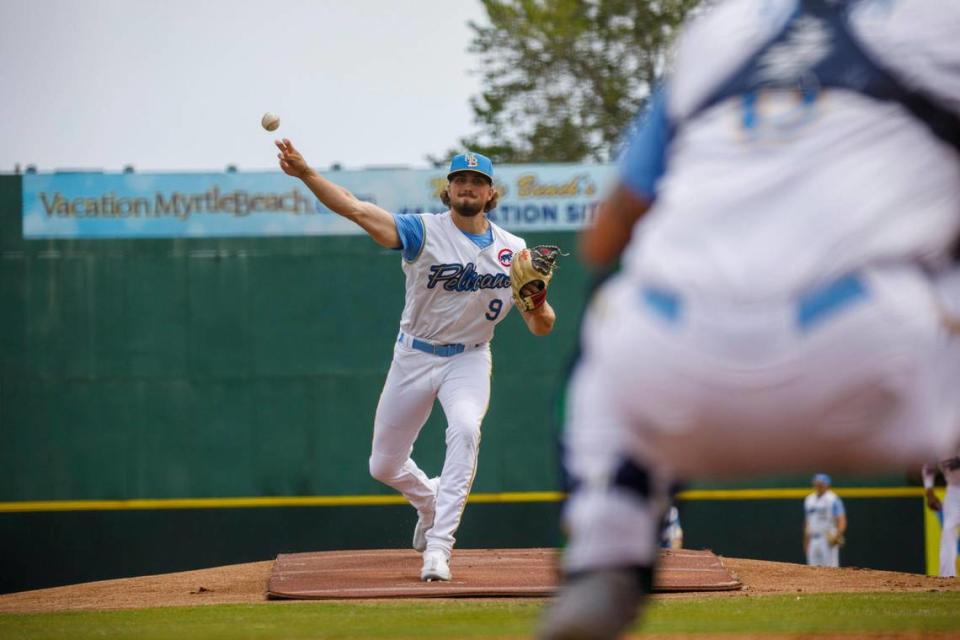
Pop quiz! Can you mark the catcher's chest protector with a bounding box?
[398,212,526,345]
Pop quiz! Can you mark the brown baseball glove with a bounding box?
[510,245,565,312]
[827,530,846,548]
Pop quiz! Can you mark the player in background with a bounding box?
[539,1,960,638]
[659,506,683,550]
[275,140,556,582]
[923,452,960,578]
[804,474,846,567]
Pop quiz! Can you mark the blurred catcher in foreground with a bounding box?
[540,1,960,638]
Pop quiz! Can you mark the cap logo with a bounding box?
[465,153,479,168]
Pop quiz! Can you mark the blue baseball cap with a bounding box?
[447,151,494,182]
[813,473,831,485]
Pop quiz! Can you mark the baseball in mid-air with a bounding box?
[261,112,280,132]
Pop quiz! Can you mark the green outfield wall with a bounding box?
[0,174,929,593]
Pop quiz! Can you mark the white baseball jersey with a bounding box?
[398,211,525,345]
[805,490,845,536]
[622,0,960,300]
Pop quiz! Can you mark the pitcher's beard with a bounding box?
[452,200,483,217]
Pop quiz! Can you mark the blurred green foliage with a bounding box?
[433,0,700,165]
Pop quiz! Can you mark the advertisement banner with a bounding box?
[22,164,617,238]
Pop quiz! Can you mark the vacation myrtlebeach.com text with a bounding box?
[34,189,606,227]
[37,188,315,220]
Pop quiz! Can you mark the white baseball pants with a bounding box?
[369,341,492,557]
[806,535,840,567]
[562,265,960,574]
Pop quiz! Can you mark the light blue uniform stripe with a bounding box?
[620,87,671,202]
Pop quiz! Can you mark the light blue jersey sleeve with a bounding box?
[832,497,846,517]
[393,213,425,262]
[620,86,672,202]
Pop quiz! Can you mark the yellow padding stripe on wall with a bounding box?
[677,487,924,500]
[0,487,923,513]
[0,496,408,512]
[0,492,566,513]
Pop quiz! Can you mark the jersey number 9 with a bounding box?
[485,299,503,321]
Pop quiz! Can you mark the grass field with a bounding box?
[0,592,958,639]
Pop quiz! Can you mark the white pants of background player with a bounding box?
[938,484,960,578]
[806,535,840,568]
[562,265,960,574]
[369,341,491,559]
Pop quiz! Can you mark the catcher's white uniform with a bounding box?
[923,454,960,577]
[369,211,526,559]
[804,489,845,567]
[560,0,960,579]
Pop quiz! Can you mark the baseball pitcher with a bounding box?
[541,1,960,638]
[275,142,558,582]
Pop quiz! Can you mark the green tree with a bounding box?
[445,0,700,165]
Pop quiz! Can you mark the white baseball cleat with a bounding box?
[420,549,451,582]
[413,476,441,553]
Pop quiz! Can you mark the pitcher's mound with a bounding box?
[266,548,740,600]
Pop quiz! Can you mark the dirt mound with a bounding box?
[724,558,958,596]
[0,561,274,614]
[266,548,739,600]
[0,552,956,614]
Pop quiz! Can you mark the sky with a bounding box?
[0,0,488,173]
